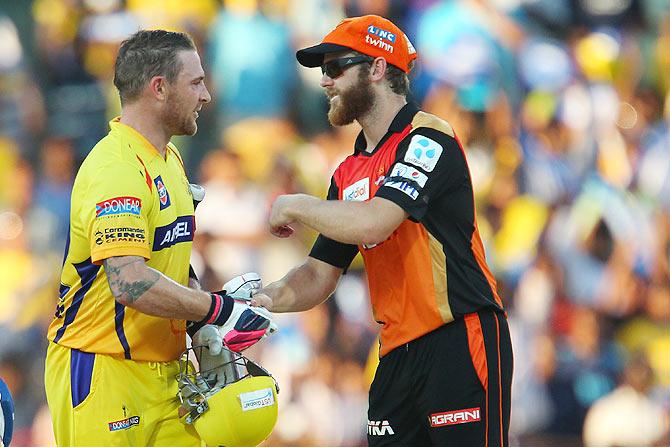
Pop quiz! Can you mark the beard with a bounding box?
[163,93,198,136]
[327,70,375,126]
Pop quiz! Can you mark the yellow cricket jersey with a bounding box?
[47,118,195,362]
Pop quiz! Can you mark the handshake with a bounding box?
[188,273,276,389]
[188,272,276,354]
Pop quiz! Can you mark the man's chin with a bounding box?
[177,122,198,136]
[328,107,355,127]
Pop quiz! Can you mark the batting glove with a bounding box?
[217,297,277,352]
[187,272,276,352]
[222,272,263,301]
[191,324,238,389]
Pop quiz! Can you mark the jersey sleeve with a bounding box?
[86,160,154,264]
[308,176,359,269]
[375,127,468,221]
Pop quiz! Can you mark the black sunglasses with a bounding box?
[321,56,373,79]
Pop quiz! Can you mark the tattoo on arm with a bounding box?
[104,258,161,304]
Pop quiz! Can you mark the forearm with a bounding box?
[287,195,381,245]
[261,259,340,313]
[104,257,210,320]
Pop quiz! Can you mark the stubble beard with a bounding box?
[327,71,375,127]
[164,94,197,137]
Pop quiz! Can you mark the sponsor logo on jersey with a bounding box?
[343,177,370,201]
[108,416,140,432]
[383,162,429,200]
[384,180,419,200]
[403,135,443,172]
[430,407,481,427]
[96,196,141,217]
[367,420,395,436]
[153,176,171,210]
[240,388,275,412]
[96,227,146,245]
[389,163,428,187]
[153,216,194,251]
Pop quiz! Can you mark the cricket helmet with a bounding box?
[177,346,279,447]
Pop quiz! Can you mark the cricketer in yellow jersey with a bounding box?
[44,29,276,446]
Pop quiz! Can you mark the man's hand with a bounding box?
[218,272,276,351]
[218,300,277,352]
[250,292,273,310]
[187,272,276,351]
[223,272,262,300]
[268,194,301,238]
[192,324,229,388]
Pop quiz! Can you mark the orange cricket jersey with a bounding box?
[310,104,503,356]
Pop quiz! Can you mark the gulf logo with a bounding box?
[153,176,171,210]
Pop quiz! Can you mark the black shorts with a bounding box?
[367,310,513,446]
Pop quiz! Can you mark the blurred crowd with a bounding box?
[1,0,670,446]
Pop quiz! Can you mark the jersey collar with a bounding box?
[353,102,420,154]
[109,117,166,161]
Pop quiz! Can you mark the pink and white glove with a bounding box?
[218,273,277,352]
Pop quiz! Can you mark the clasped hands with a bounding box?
[192,272,276,388]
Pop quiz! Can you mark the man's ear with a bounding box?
[148,76,168,101]
[370,57,387,82]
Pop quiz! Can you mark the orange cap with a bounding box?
[296,15,417,73]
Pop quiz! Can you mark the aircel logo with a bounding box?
[152,216,194,250]
[430,407,481,427]
[108,416,140,432]
[343,178,370,201]
[368,420,394,436]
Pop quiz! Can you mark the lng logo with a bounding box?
[239,388,274,412]
[367,420,395,436]
[365,25,395,53]
[96,196,141,217]
[383,163,428,200]
[404,134,443,172]
[108,416,140,432]
[367,25,396,43]
[153,175,171,210]
[343,178,370,201]
[430,407,481,427]
[153,215,194,251]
